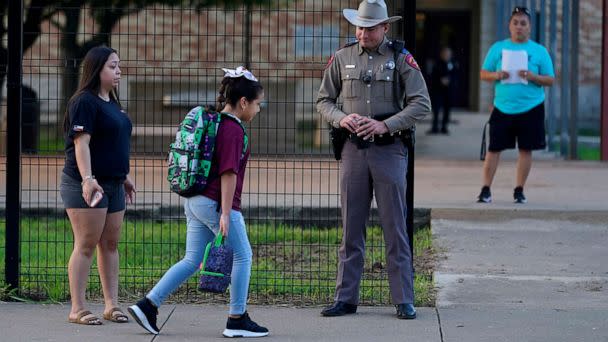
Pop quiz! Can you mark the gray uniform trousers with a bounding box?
[335,139,414,305]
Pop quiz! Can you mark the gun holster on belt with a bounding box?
[372,113,415,148]
[401,126,415,149]
[330,126,349,160]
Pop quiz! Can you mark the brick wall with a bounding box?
[579,0,602,84]
[20,0,604,125]
[22,2,354,125]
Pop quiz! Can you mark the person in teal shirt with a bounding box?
[477,6,555,204]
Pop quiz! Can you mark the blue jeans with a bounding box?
[147,196,253,315]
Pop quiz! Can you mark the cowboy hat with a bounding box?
[343,0,402,28]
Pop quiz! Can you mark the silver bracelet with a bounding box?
[81,175,95,186]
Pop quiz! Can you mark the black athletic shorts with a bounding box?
[488,102,546,152]
[60,172,126,213]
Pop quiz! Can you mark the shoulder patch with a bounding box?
[324,55,335,69]
[402,49,420,71]
[326,41,357,69]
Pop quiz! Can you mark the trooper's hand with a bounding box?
[339,113,363,133]
[356,117,389,141]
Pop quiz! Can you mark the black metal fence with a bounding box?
[2,0,417,305]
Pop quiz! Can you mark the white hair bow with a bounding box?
[221,66,258,82]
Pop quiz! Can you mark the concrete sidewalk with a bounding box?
[0,303,440,341]
[433,210,608,342]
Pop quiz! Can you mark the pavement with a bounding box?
[1,111,608,341]
[433,210,608,342]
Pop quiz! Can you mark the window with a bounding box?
[294,24,340,57]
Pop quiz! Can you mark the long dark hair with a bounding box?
[216,76,264,111]
[63,46,121,132]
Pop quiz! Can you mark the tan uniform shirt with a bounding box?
[316,37,431,134]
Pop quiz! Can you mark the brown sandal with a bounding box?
[68,310,103,325]
[103,307,129,323]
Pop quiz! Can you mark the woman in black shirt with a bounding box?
[60,46,134,325]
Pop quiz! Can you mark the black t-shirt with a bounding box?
[63,91,132,181]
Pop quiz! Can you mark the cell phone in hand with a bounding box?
[90,191,103,207]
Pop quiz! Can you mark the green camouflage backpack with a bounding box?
[167,106,248,197]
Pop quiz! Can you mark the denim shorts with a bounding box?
[59,172,126,213]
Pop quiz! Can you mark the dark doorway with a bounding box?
[415,10,471,108]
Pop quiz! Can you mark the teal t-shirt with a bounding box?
[482,39,555,114]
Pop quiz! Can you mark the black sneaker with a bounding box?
[513,186,527,204]
[223,311,269,338]
[128,297,160,335]
[477,186,492,203]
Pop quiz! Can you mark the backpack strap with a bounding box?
[342,41,358,49]
[388,40,417,139]
[219,112,249,159]
[388,40,406,111]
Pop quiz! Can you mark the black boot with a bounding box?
[320,301,357,317]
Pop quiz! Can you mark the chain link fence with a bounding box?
[1,0,412,305]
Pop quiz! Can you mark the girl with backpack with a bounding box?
[129,67,268,338]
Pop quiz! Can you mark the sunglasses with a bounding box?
[512,6,531,17]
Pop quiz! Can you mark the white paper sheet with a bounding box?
[501,49,528,84]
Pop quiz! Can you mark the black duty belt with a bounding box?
[349,130,410,149]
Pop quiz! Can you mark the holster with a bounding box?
[329,126,349,160]
[400,127,415,149]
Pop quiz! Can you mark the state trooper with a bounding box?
[316,0,431,320]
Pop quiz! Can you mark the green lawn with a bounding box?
[0,219,436,306]
[550,142,601,161]
[578,145,600,160]
[36,126,65,155]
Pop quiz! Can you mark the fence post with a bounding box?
[602,0,608,161]
[569,0,579,159]
[403,0,416,270]
[5,0,23,290]
[560,0,571,157]
[548,0,558,152]
[244,4,252,69]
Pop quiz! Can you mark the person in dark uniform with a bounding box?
[316,0,431,320]
[428,46,457,135]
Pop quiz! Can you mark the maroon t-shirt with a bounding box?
[201,118,249,211]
